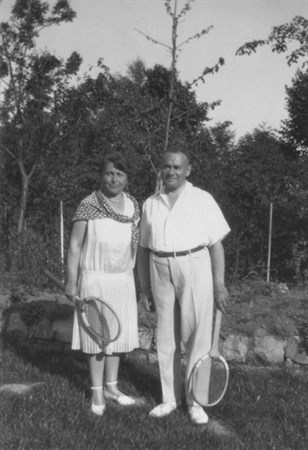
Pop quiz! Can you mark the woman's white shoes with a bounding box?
[91,401,106,416]
[104,389,136,406]
[104,381,135,406]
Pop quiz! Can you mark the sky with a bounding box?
[1,0,307,139]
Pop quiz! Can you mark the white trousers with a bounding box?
[150,248,213,406]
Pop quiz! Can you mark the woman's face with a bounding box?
[101,162,128,197]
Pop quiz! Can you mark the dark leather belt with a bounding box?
[152,245,205,258]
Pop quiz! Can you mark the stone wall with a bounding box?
[2,296,308,367]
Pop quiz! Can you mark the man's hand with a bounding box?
[209,240,228,314]
[138,291,155,312]
[214,283,229,314]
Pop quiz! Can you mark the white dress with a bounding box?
[71,196,139,355]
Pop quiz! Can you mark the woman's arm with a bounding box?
[65,221,87,299]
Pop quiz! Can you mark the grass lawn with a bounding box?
[1,337,308,450]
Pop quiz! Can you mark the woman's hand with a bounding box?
[65,284,78,303]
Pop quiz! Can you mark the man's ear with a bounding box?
[186,164,192,177]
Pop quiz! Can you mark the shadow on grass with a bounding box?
[1,334,162,403]
[2,334,308,449]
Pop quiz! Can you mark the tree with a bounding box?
[0,0,79,234]
[281,69,308,150]
[74,61,212,200]
[136,0,224,152]
[220,127,308,282]
[236,16,308,67]
[236,15,308,156]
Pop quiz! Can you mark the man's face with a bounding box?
[161,151,191,193]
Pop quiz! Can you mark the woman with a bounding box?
[66,152,140,416]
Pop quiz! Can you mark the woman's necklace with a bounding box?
[103,193,124,204]
[102,193,125,213]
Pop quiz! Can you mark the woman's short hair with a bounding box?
[100,152,129,175]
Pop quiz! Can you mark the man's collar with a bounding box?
[159,180,192,196]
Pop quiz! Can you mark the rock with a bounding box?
[138,309,157,328]
[147,352,158,364]
[51,318,73,342]
[0,382,43,394]
[6,311,28,337]
[285,358,294,369]
[0,293,11,309]
[133,349,158,365]
[28,317,52,340]
[285,336,300,359]
[138,327,154,350]
[221,334,250,363]
[278,283,289,294]
[254,326,267,339]
[285,335,308,365]
[291,349,308,365]
[254,334,286,364]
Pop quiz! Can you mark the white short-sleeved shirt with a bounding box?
[139,181,230,251]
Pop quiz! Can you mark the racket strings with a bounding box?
[208,358,228,404]
[83,299,120,343]
[193,356,228,406]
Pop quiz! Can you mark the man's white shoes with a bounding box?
[188,406,209,425]
[149,402,208,424]
[149,402,178,418]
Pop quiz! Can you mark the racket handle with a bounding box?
[44,270,65,291]
[44,269,84,308]
[211,309,222,355]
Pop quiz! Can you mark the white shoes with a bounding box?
[188,406,209,425]
[104,389,136,406]
[149,402,178,418]
[149,402,208,424]
[91,401,106,416]
[104,381,135,406]
[90,383,135,415]
[91,386,105,416]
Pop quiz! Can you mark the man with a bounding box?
[137,148,230,425]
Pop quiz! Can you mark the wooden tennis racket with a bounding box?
[44,270,121,345]
[191,308,229,407]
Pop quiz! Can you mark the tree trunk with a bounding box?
[17,161,35,234]
[164,0,178,152]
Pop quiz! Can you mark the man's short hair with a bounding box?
[163,146,191,164]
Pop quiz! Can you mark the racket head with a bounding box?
[78,296,121,344]
[192,353,229,407]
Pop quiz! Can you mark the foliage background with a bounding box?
[0,0,307,286]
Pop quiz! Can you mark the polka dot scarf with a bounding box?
[72,190,140,253]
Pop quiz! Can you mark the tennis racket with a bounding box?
[191,308,229,407]
[44,270,121,345]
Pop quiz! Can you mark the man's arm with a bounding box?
[209,240,228,314]
[137,245,152,311]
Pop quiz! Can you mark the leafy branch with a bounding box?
[236,16,308,67]
[136,0,224,152]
